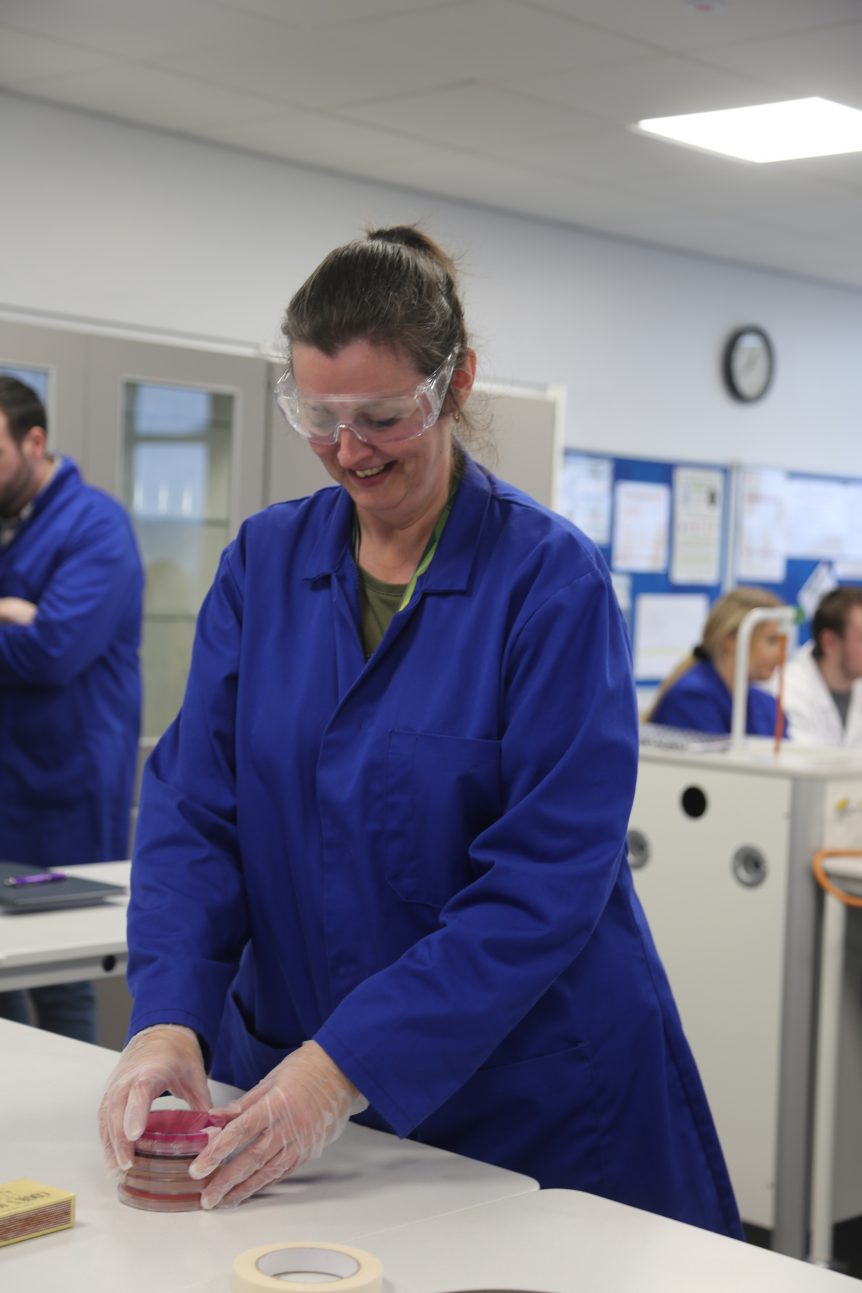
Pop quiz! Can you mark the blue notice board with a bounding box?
[732,466,862,646]
[559,450,731,685]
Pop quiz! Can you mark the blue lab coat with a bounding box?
[651,658,782,737]
[128,457,741,1237]
[0,458,143,864]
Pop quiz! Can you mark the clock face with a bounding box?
[724,327,773,402]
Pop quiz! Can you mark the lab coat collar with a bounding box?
[29,456,79,517]
[11,457,80,537]
[302,452,492,595]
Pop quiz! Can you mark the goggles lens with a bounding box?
[275,352,456,445]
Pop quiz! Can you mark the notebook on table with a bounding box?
[0,862,126,914]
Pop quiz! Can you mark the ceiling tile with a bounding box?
[487,126,698,183]
[693,19,862,109]
[150,0,653,113]
[196,111,444,167]
[527,0,862,52]
[344,84,600,149]
[3,0,862,291]
[0,0,252,61]
[504,54,781,124]
[14,65,287,133]
[315,0,654,94]
[0,23,113,83]
[215,0,460,26]
[794,152,862,192]
[153,18,453,109]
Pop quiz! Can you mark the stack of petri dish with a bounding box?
[118,1110,219,1212]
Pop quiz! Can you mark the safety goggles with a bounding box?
[274,352,457,446]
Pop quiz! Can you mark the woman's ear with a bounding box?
[451,348,477,406]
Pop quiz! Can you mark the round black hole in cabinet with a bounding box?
[681,786,708,818]
[102,954,117,973]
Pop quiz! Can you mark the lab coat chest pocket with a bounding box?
[384,729,502,908]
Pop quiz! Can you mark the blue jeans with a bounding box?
[0,981,97,1043]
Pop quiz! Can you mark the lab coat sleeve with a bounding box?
[126,544,249,1053]
[315,566,639,1136]
[0,507,139,688]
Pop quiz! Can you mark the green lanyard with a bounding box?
[353,477,459,615]
[397,492,454,612]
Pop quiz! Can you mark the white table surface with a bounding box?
[331,1188,859,1293]
[0,1021,537,1293]
[0,861,131,990]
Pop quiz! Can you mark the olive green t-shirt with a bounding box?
[357,567,407,660]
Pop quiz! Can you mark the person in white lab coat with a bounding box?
[784,587,862,747]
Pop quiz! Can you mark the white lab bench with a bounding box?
[629,739,862,1260]
[0,861,130,991]
[0,1020,537,1293]
[3,1023,855,1293]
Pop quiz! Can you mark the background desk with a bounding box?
[0,861,130,992]
[0,1021,537,1293]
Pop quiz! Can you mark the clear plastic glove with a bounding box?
[98,1024,212,1174]
[190,1040,367,1209]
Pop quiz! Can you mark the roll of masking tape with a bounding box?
[231,1242,383,1293]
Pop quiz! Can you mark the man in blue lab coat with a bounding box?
[0,376,143,1041]
[100,227,740,1238]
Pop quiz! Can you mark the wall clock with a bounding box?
[723,326,774,402]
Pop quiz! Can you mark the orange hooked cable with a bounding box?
[812,850,862,909]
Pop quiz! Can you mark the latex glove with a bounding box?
[98,1024,212,1173]
[0,597,37,625]
[190,1040,367,1208]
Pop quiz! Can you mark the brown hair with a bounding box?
[644,586,784,720]
[0,376,47,445]
[812,586,862,659]
[282,225,473,430]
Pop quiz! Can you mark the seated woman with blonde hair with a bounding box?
[646,587,787,736]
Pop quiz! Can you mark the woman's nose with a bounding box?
[335,423,371,463]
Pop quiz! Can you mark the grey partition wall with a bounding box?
[0,318,88,463]
[473,381,563,509]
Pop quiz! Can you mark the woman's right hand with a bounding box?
[0,597,38,625]
[98,1024,212,1173]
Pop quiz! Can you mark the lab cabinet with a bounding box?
[630,742,862,1257]
[0,322,269,740]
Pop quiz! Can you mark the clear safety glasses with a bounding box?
[274,352,457,446]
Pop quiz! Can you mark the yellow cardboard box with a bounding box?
[0,1178,76,1246]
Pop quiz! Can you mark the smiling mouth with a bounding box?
[353,463,391,479]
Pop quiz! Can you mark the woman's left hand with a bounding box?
[189,1040,367,1208]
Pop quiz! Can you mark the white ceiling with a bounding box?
[3,0,862,289]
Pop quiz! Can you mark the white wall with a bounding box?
[4,90,862,477]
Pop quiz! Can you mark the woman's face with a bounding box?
[291,340,460,530]
[748,622,786,682]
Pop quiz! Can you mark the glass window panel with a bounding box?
[132,442,209,520]
[123,382,232,521]
[0,364,49,402]
[121,379,235,741]
[140,617,197,741]
[138,519,230,617]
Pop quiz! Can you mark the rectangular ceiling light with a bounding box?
[636,97,862,163]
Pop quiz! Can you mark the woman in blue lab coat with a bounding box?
[100,227,741,1237]
[648,587,787,736]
